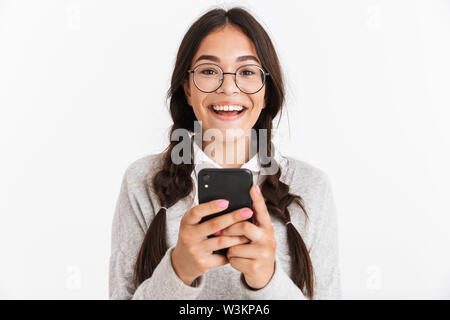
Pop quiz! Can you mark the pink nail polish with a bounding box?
[241,209,253,219]
[255,185,261,195]
[218,200,229,208]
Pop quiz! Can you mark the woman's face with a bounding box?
[183,24,266,142]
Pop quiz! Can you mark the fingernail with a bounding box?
[218,200,229,208]
[255,185,261,195]
[241,209,253,219]
[214,230,222,236]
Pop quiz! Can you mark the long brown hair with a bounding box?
[133,7,315,299]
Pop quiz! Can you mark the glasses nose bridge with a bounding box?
[222,71,236,77]
[218,71,238,92]
[221,71,237,83]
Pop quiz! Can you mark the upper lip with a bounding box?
[209,101,248,109]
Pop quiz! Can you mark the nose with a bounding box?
[217,73,240,95]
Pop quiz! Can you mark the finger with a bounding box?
[201,235,249,253]
[250,185,272,227]
[196,207,254,239]
[205,252,229,269]
[228,256,254,274]
[220,221,264,242]
[227,243,261,260]
[182,199,230,225]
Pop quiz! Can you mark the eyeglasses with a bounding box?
[187,63,270,94]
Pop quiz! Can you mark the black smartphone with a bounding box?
[198,168,253,255]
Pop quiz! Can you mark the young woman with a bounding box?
[109,7,341,300]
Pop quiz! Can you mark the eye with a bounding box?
[240,69,255,76]
[201,69,218,75]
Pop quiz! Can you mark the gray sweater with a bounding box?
[109,152,342,300]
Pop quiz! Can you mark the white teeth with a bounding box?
[211,105,244,111]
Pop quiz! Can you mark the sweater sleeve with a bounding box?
[239,172,342,300]
[239,255,308,300]
[108,165,206,299]
[308,174,342,299]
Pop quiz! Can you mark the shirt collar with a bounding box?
[188,131,287,175]
[192,136,261,174]
[187,132,288,206]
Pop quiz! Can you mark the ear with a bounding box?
[183,79,192,107]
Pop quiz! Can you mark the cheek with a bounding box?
[251,91,266,112]
[191,91,209,107]
[246,92,266,123]
[190,93,211,118]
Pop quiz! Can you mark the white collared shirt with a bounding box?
[190,133,287,206]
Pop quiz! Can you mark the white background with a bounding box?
[1,0,449,299]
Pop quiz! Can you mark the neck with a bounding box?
[202,131,255,168]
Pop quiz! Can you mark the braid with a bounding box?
[259,126,315,299]
[260,164,314,299]
[133,129,195,288]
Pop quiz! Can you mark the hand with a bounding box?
[220,185,276,290]
[171,199,252,286]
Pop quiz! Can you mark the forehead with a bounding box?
[193,25,259,65]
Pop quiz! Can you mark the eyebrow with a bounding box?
[193,54,261,65]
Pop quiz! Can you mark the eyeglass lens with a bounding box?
[193,64,265,93]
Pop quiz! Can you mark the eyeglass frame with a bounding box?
[187,63,270,94]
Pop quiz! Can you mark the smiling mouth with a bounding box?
[207,105,248,121]
[208,105,247,115]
